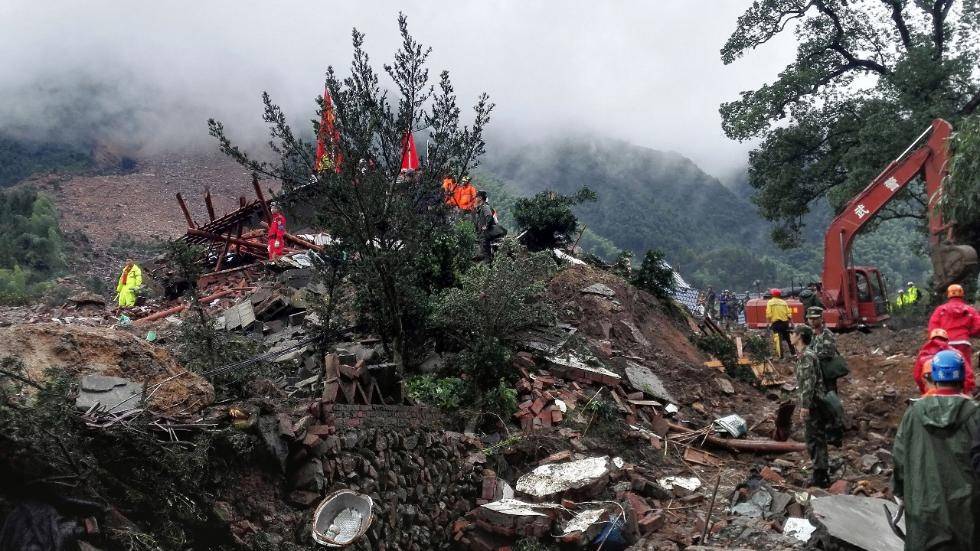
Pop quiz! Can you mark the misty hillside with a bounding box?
[483,136,776,281]
[482,135,931,290]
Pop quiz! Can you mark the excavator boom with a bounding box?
[821,119,977,328]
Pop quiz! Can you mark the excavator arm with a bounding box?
[821,119,977,322]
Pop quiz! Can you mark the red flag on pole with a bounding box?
[400,132,419,171]
[315,86,342,173]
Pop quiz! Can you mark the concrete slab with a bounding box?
[624,362,677,403]
[76,375,144,414]
[516,456,616,499]
[810,495,905,551]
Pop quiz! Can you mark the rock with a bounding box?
[291,459,325,492]
[75,375,144,414]
[418,352,445,374]
[515,456,614,499]
[624,362,677,403]
[714,377,735,394]
[810,495,905,551]
[859,454,880,473]
[68,292,106,307]
[581,283,616,298]
[256,415,289,472]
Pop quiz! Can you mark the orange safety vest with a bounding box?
[443,179,477,211]
[454,183,476,211]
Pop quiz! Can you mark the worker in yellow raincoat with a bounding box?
[115,259,142,309]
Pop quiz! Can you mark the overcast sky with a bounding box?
[0,1,796,179]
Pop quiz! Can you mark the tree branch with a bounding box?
[880,0,913,50]
[961,89,980,116]
[929,0,955,58]
[813,0,891,74]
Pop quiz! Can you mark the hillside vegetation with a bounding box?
[482,135,930,291]
[0,188,66,303]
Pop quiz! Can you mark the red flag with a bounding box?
[400,132,419,171]
[315,86,342,172]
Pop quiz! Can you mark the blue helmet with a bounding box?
[931,350,965,383]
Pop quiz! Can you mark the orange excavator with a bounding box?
[746,119,978,330]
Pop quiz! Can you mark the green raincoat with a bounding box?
[892,394,980,551]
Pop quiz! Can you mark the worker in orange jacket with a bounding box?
[927,284,980,393]
[913,328,957,395]
[443,175,476,212]
[267,203,287,261]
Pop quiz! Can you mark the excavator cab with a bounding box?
[849,267,889,325]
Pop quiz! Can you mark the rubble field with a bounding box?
[0,194,956,550]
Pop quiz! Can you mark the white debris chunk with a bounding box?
[516,457,613,498]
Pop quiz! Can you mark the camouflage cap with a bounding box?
[793,324,814,339]
[805,306,824,319]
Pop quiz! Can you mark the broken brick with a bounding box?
[638,511,665,534]
[530,398,546,415]
[760,466,785,484]
[828,479,851,494]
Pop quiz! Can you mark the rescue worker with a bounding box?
[807,307,840,390]
[718,291,730,327]
[472,191,496,260]
[892,349,980,550]
[267,203,287,261]
[790,324,831,488]
[705,287,716,318]
[115,259,143,309]
[799,283,820,311]
[927,283,980,392]
[905,281,921,305]
[912,328,956,395]
[766,289,795,358]
[895,287,907,308]
[455,176,477,212]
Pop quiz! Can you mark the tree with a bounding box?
[208,14,493,368]
[721,1,980,250]
[512,187,597,251]
[430,242,555,403]
[632,249,676,300]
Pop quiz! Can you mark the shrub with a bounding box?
[405,375,470,411]
[513,187,597,251]
[431,242,556,401]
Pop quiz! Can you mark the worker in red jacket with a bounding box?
[927,284,980,393]
[267,203,287,261]
[913,328,957,394]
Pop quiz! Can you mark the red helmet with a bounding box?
[771,288,782,297]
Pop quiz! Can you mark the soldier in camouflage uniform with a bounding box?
[807,307,839,391]
[791,324,831,488]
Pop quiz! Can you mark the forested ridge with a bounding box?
[481,134,930,291]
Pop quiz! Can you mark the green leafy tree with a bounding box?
[209,14,493,368]
[945,113,980,255]
[721,0,980,252]
[512,187,597,251]
[0,188,65,303]
[632,249,676,300]
[430,242,555,403]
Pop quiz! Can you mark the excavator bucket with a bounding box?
[931,244,979,288]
